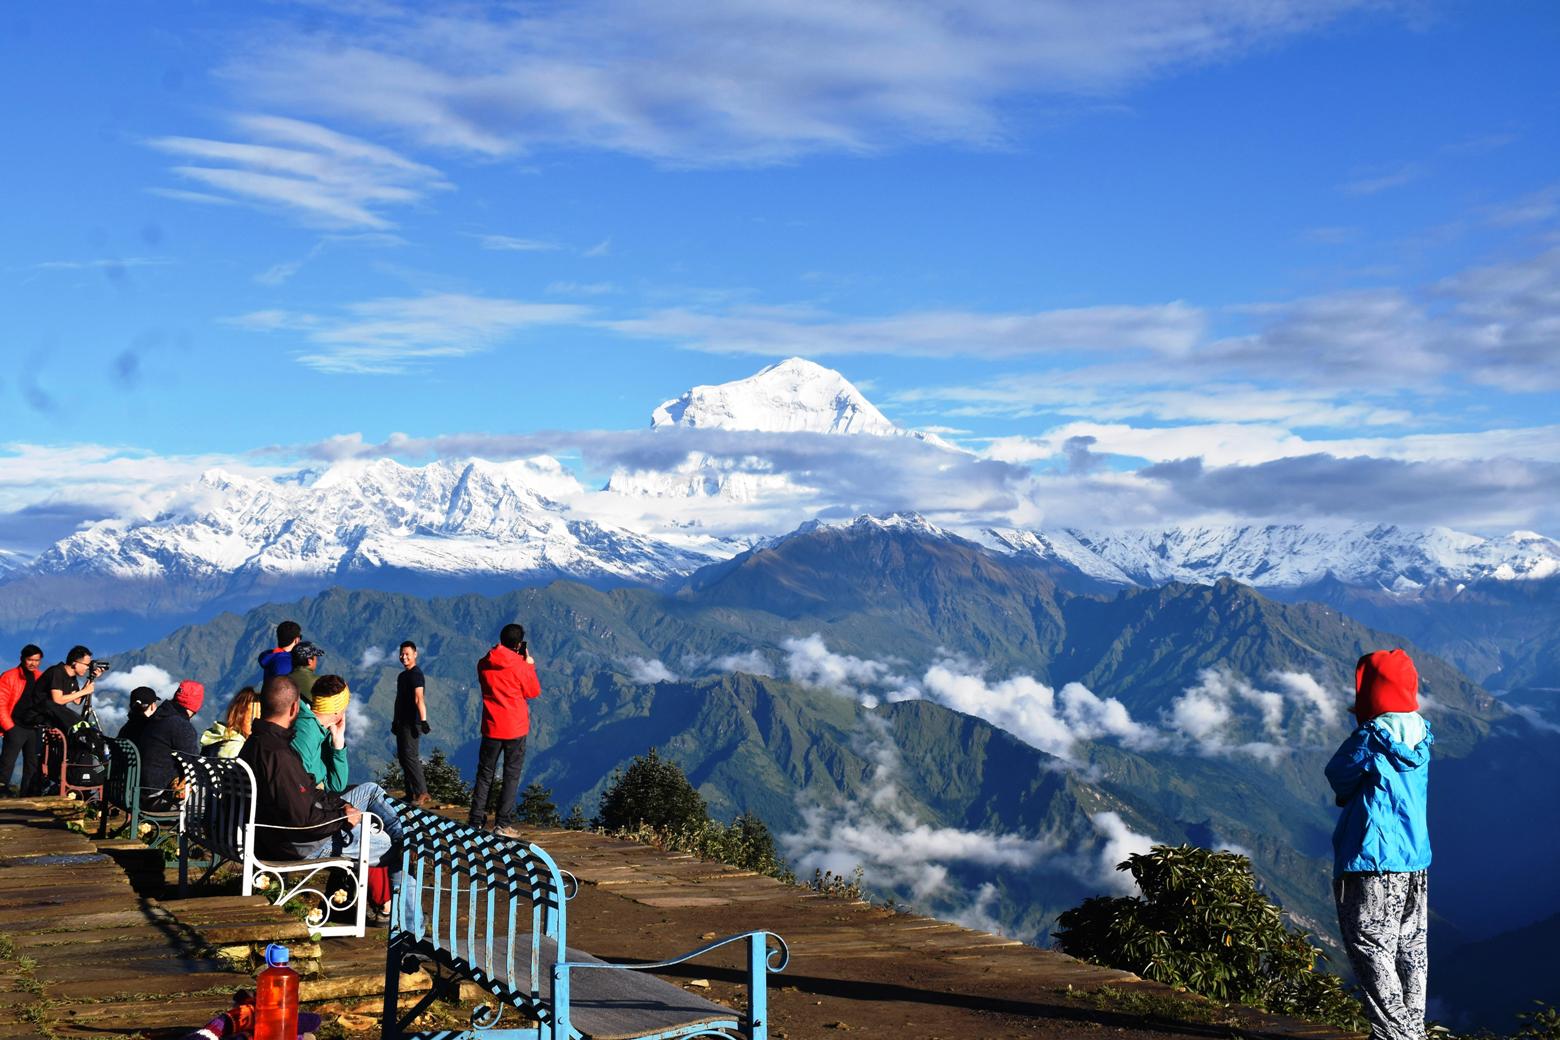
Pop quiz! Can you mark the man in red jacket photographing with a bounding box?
[469,623,541,838]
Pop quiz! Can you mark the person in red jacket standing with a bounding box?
[0,644,44,796]
[469,623,541,837]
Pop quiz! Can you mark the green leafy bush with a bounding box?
[595,747,708,833]
[380,747,474,805]
[1054,844,1365,1031]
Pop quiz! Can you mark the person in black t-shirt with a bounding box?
[15,645,98,794]
[391,641,430,805]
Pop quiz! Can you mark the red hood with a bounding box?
[1354,649,1419,722]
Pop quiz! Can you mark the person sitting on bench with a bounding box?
[242,676,409,922]
[291,675,406,850]
[133,680,202,809]
[118,686,160,743]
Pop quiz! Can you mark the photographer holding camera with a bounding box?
[469,623,540,838]
[12,645,104,795]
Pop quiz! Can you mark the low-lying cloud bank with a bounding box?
[709,635,1349,765]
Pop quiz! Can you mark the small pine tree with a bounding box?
[424,748,473,805]
[595,747,708,833]
[562,803,587,830]
[1054,844,1365,1031]
[517,782,563,828]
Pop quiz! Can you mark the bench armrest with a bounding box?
[557,929,789,975]
[251,812,382,832]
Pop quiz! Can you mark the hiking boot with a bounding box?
[494,823,526,840]
[412,793,433,808]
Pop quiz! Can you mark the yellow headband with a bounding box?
[313,684,351,716]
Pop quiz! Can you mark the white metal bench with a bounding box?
[172,750,380,938]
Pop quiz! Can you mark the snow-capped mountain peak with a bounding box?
[650,357,900,436]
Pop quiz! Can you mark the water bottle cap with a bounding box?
[264,943,290,967]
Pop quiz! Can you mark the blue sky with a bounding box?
[2,1,1558,549]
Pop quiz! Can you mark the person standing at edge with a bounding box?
[392,641,431,806]
[0,644,44,796]
[469,624,540,838]
[1325,649,1433,1040]
[259,621,301,682]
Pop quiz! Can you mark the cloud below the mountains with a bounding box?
[781,635,911,703]
[1088,812,1157,896]
[95,664,180,733]
[358,646,388,670]
[624,656,677,684]
[1163,667,1345,761]
[915,659,1160,761]
[782,716,1057,903]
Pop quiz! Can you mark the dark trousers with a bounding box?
[0,725,40,795]
[469,735,526,828]
[393,726,427,800]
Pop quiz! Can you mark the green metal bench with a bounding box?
[383,808,788,1040]
[96,737,182,848]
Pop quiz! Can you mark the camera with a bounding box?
[89,661,111,679]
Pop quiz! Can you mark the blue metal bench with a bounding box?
[383,808,788,1040]
[96,737,182,848]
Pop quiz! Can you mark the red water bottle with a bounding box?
[255,943,300,1040]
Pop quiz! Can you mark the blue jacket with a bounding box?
[1325,712,1433,877]
[258,647,294,681]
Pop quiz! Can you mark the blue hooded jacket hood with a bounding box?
[1325,711,1433,877]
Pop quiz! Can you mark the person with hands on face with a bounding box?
[289,674,406,856]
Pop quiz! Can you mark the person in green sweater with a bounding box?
[290,673,351,792]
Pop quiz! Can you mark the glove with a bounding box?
[419,720,431,735]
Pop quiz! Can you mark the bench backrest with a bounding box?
[103,737,141,812]
[172,750,257,864]
[391,808,573,1023]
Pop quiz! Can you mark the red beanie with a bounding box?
[1354,650,1418,722]
[173,680,205,715]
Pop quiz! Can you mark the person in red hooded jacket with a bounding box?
[469,623,541,837]
[0,644,44,795]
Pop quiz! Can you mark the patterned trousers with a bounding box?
[1334,870,1429,1040]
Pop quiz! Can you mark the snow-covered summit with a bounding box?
[988,522,1560,591]
[609,359,956,500]
[651,357,901,436]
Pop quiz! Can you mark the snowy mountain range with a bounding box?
[985,523,1560,592]
[1,356,1556,651]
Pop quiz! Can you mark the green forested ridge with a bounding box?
[116,520,1556,1025]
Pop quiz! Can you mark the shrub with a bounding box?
[1053,844,1365,1031]
[517,782,563,828]
[595,748,708,833]
[380,747,473,806]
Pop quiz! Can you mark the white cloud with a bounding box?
[358,646,388,670]
[95,664,179,734]
[147,114,449,229]
[1088,811,1157,896]
[477,234,560,252]
[915,659,1159,762]
[1162,667,1345,761]
[607,302,1205,359]
[346,700,373,743]
[781,716,1056,902]
[781,634,909,702]
[227,1,1375,167]
[228,293,589,374]
[624,656,677,684]
[709,649,774,677]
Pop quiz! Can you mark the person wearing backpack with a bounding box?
[258,620,301,683]
[0,644,43,796]
[1326,649,1433,1040]
[133,680,203,809]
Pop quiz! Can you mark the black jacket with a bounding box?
[238,719,350,861]
[132,700,198,794]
